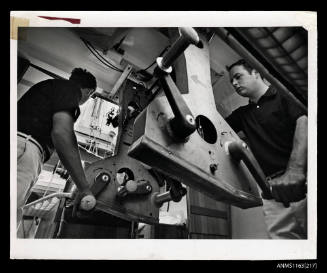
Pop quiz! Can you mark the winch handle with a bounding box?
[225,140,273,200]
[156,27,203,73]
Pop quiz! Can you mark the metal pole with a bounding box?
[213,28,307,112]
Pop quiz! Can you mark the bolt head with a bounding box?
[80,195,96,211]
[102,174,109,182]
[210,164,218,173]
[186,114,195,125]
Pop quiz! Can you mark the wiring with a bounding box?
[85,43,119,72]
[137,45,170,72]
[86,40,123,72]
[81,37,122,71]
[141,60,156,72]
[80,37,123,72]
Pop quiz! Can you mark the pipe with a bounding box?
[153,191,172,207]
[213,28,307,112]
[23,192,96,211]
[23,192,73,209]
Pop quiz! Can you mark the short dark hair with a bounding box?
[226,59,254,74]
[69,68,97,90]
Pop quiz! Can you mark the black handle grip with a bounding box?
[157,27,202,72]
[159,74,196,140]
[227,141,273,199]
[153,28,201,141]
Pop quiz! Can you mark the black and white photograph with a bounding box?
[10,11,317,261]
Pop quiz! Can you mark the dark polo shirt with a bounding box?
[18,79,82,162]
[226,86,307,177]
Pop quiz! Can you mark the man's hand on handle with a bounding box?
[269,167,307,207]
[72,188,97,218]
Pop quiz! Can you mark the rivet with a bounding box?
[186,114,195,125]
[210,164,218,174]
[102,174,109,181]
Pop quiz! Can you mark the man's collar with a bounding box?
[249,85,276,104]
[263,85,277,97]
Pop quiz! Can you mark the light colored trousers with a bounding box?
[17,135,43,229]
[262,197,307,239]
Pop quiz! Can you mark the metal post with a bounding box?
[107,64,133,98]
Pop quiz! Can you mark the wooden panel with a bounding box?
[188,214,229,236]
[187,187,231,238]
[188,188,229,211]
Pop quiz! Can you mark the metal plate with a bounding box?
[84,137,160,225]
[83,80,161,224]
[128,35,262,209]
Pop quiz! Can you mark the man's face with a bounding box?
[229,65,259,97]
[79,88,95,105]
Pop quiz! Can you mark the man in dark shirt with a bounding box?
[225,59,308,239]
[17,68,97,238]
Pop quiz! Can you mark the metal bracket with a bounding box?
[102,64,133,103]
[91,172,111,197]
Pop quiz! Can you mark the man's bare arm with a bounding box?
[287,115,308,172]
[51,111,92,195]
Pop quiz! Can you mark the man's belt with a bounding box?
[17,132,46,161]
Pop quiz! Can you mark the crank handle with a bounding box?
[151,183,187,207]
[225,140,273,199]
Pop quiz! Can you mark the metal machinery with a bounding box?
[19,27,286,239]
[43,27,278,239]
